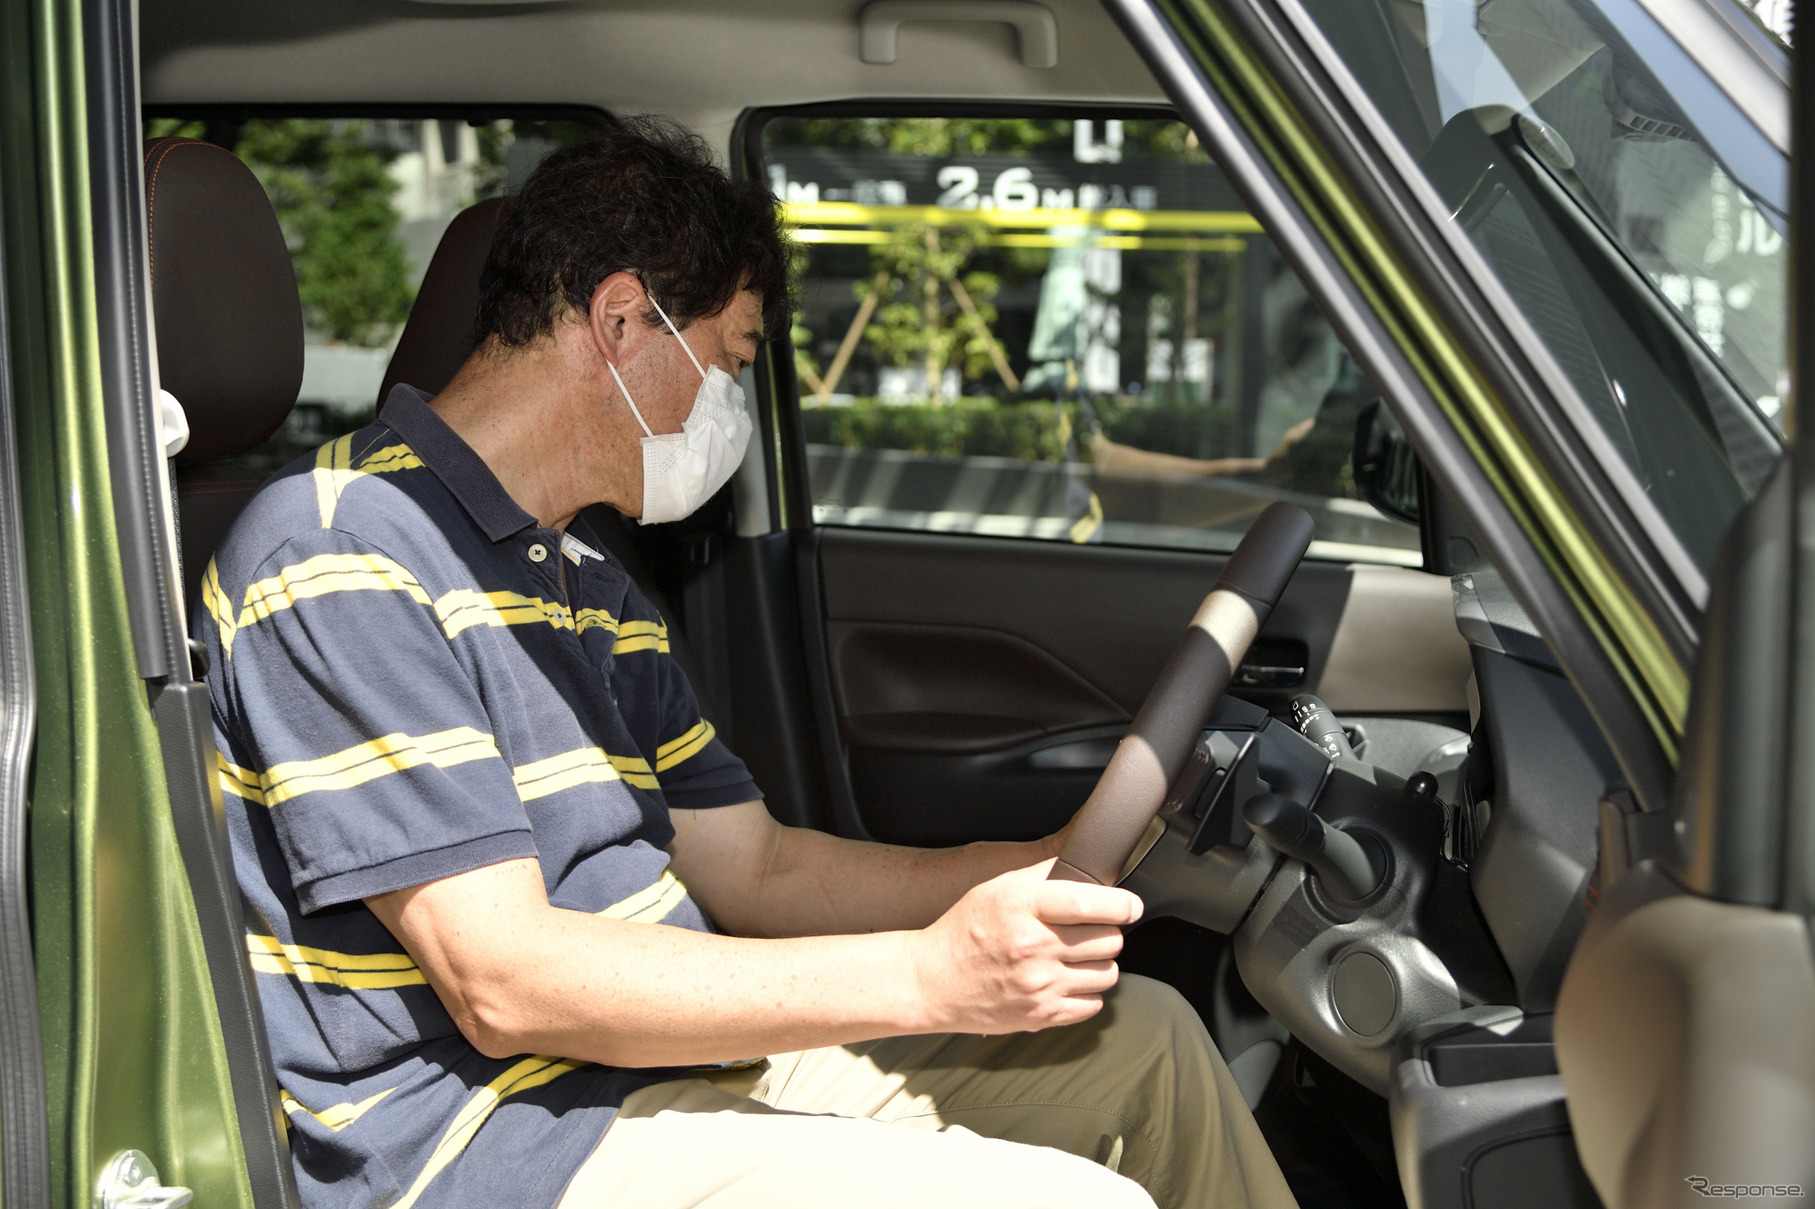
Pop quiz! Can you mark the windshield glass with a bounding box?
[1299,0,1785,573]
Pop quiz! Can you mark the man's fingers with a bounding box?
[1049,923,1125,963]
[1052,993,1107,1025]
[1056,960,1120,996]
[1031,879,1143,927]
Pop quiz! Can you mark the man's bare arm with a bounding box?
[667,800,1065,938]
[366,852,1135,1069]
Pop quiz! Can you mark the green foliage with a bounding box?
[801,396,1270,467]
[474,121,513,198]
[146,118,205,140]
[235,119,413,347]
[801,398,1072,461]
[860,220,1007,393]
[1119,120,1213,164]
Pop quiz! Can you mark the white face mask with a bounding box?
[604,293,753,524]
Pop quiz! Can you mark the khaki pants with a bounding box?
[557,975,1298,1209]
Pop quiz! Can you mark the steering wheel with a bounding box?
[1051,502,1316,884]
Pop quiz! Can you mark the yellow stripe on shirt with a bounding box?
[436,589,574,639]
[247,934,426,989]
[201,558,241,658]
[358,443,424,475]
[392,1056,588,1209]
[598,869,689,923]
[281,1086,397,1133]
[611,619,670,655]
[261,727,500,807]
[313,434,358,529]
[574,607,619,637]
[239,553,432,629]
[217,752,265,806]
[314,435,422,528]
[511,747,620,802]
[654,721,716,772]
[605,752,659,789]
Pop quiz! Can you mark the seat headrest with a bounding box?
[145,137,303,465]
[378,197,507,407]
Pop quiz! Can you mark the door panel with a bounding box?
[819,528,1469,843]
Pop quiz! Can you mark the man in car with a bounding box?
[200,117,1297,1209]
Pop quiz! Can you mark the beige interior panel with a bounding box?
[140,0,1166,134]
[1316,565,1470,713]
[1556,890,1815,1208]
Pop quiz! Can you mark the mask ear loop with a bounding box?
[605,360,656,438]
[644,289,709,380]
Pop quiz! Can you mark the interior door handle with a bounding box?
[858,0,1059,67]
[1233,664,1306,689]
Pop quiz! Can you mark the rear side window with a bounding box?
[764,114,1422,565]
[144,113,601,470]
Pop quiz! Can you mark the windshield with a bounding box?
[1299,0,1786,574]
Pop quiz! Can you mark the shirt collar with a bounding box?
[379,384,538,543]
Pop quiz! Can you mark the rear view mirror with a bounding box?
[1353,399,1421,524]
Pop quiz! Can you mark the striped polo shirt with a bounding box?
[198,385,759,1209]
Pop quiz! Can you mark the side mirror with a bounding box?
[1353,399,1421,524]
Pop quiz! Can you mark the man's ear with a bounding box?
[587,271,648,368]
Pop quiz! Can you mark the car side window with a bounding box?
[765,114,1422,565]
[144,114,598,470]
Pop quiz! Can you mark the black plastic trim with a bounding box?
[1103,0,1674,812]
[87,0,183,681]
[0,131,50,1209]
[727,106,788,533]
[794,528,869,839]
[722,535,830,831]
[1670,459,1790,905]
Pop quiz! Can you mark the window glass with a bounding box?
[767,116,1422,564]
[1295,0,1785,573]
[144,115,598,470]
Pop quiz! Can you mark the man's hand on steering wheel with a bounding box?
[908,861,1142,1035]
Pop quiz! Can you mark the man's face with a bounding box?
[581,280,764,520]
[621,287,764,437]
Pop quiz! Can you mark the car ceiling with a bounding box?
[139,0,1169,149]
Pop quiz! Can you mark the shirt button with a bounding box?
[527,542,548,563]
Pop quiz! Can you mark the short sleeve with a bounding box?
[202,531,536,912]
[610,584,760,812]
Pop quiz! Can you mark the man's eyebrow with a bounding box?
[743,330,766,351]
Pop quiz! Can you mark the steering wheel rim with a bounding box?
[1051,502,1316,884]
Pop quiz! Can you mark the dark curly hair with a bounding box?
[475,116,792,348]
